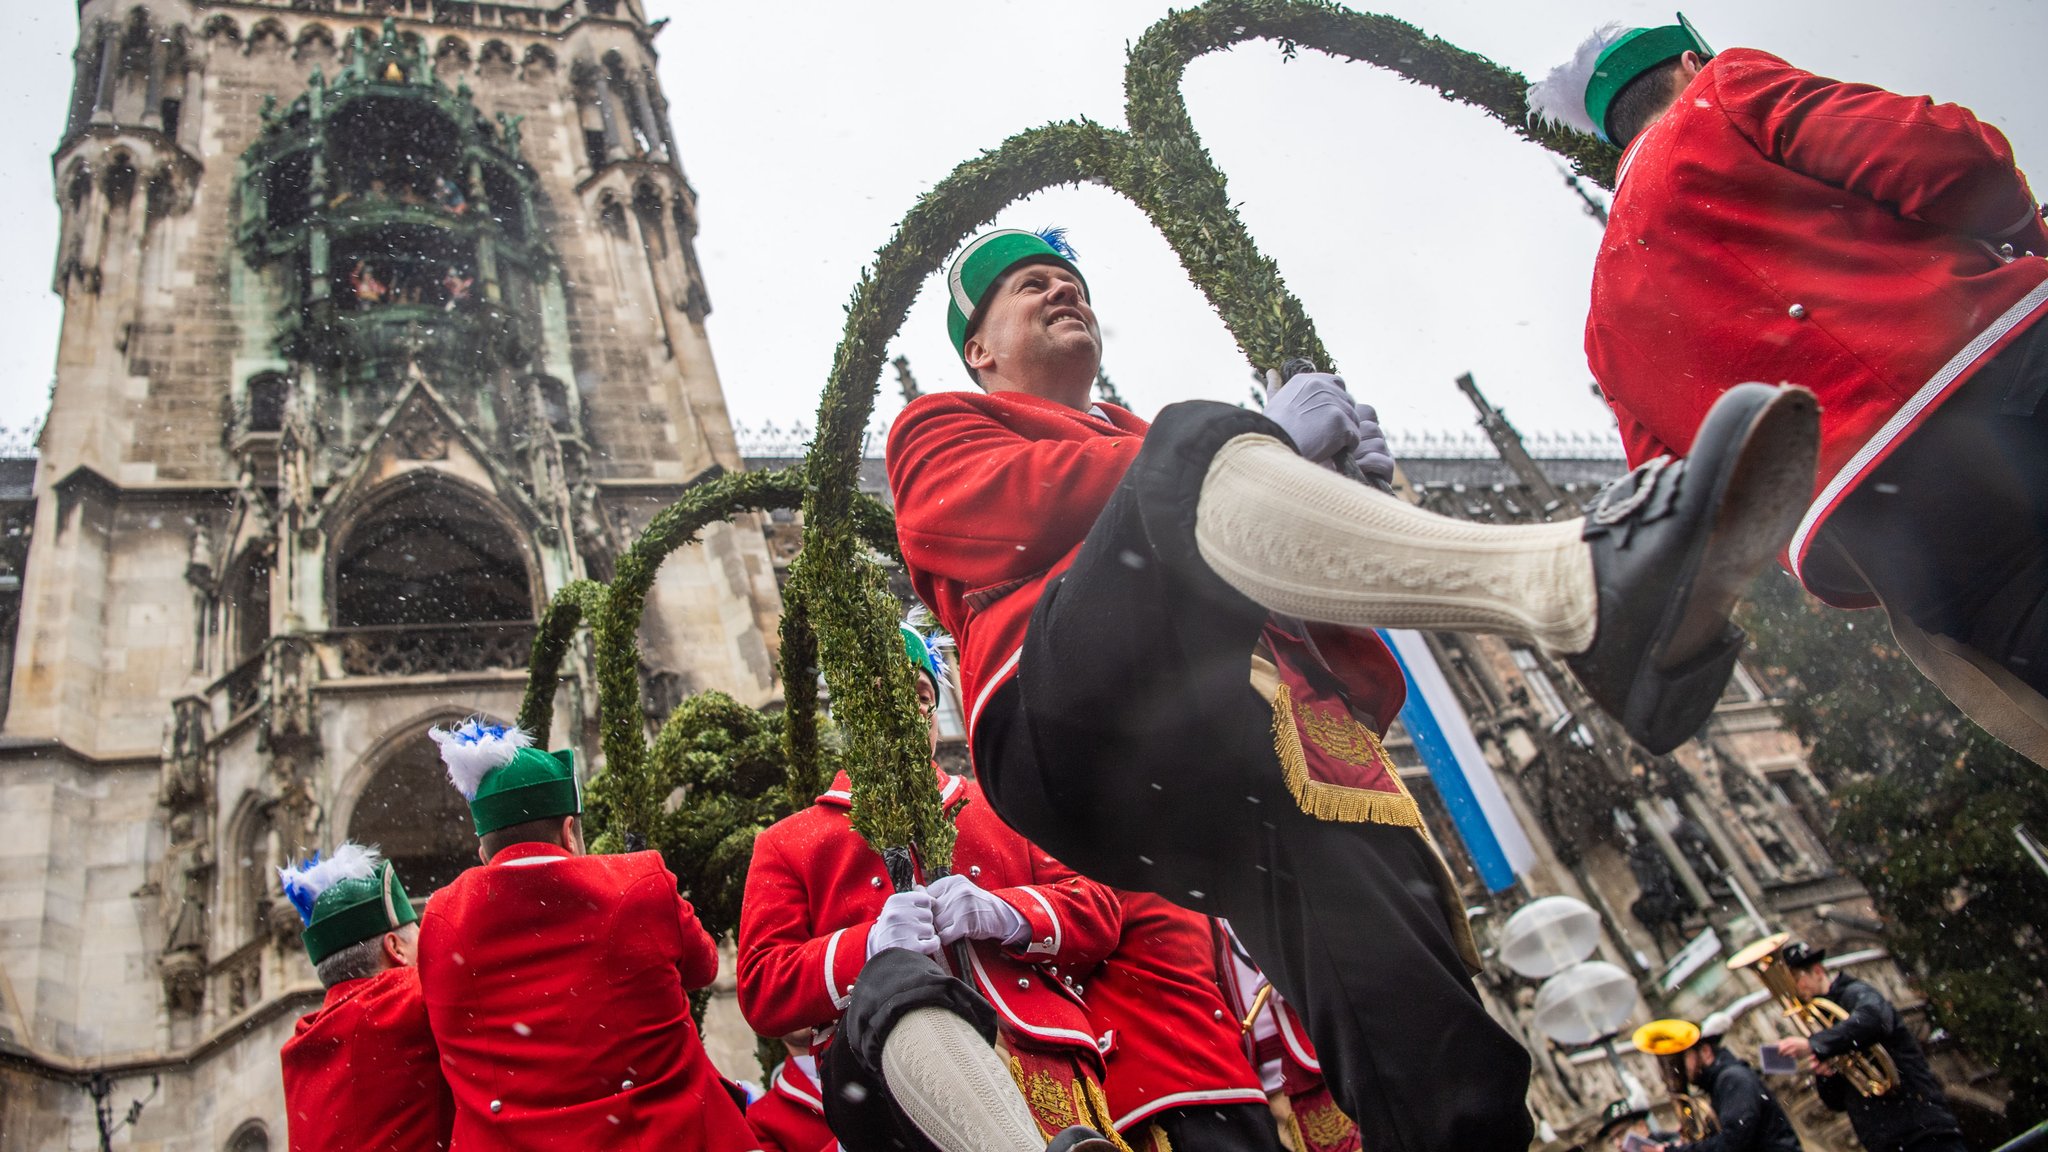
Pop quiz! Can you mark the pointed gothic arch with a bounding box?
[338,712,496,897]
[328,474,537,631]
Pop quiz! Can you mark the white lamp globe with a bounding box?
[1531,960,1638,1047]
[1499,895,1602,979]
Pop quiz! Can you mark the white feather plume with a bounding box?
[277,841,381,925]
[430,717,534,800]
[1527,23,1630,139]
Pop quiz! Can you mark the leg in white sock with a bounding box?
[1195,434,1598,653]
[881,1007,1045,1152]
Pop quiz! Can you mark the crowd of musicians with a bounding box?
[271,7,2048,1151]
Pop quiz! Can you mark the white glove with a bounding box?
[1265,373,1359,467]
[1350,402,1395,485]
[866,890,941,959]
[926,875,1030,947]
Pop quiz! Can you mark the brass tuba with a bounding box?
[1632,1019,1720,1141]
[1725,932,1899,1097]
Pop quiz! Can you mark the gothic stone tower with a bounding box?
[1,3,782,1146]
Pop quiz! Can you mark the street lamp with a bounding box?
[1500,894,1604,979]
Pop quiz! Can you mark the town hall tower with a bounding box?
[0,3,780,1145]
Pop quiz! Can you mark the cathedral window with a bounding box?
[104,154,137,212]
[332,485,532,630]
[477,40,516,78]
[533,375,575,434]
[225,1120,271,1152]
[245,373,288,434]
[229,550,272,664]
[632,181,668,258]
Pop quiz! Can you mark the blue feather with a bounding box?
[282,853,321,925]
[1034,226,1078,262]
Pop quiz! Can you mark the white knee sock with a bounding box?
[881,1007,1046,1152]
[1195,434,1598,653]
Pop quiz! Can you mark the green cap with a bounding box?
[1586,15,1712,144]
[468,747,581,836]
[944,228,1088,371]
[279,843,420,965]
[900,623,940,687]
[432,719,583,837]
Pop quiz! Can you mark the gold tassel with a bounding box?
[1270,682,1423,829]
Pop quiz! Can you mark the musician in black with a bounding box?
[1652,1015,1803,1152]
[1771,942,1967,1152]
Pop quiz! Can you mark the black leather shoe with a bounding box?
[1046,1127,1120,1152]
[1565,383,1817,753]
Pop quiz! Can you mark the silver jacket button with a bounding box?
[1787,303,1808,320]
[490,1100,503,1114]
[871,876,883,888]
[621,1080,634,1091]
[1213,1009,1226,1021]
[968,865,982,878]
[1017,978,1031,989]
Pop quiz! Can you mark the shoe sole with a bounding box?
[1657,386,1819,671]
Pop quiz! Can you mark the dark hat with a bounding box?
[1594,1099,1651,1138]
[1780,940,1828,969]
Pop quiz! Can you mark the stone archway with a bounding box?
[345,730,479,897]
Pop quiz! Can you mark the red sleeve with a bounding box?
[674,888,721,992]
[991,851,1122,972]
[735,832,873,1038]
[886,396,1143,588]
[1712,50,2047,246]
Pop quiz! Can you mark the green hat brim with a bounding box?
[945,230,1088,371]
[469,748,581,836]
[301,862,419,965]
[900,624,939,687]
[1586,18,1711,144]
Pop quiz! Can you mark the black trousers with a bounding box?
[972,402,1533,1152]
[1826,318,2048,694]
[820,948,1002,1152]
[1151,1102,1287,1152]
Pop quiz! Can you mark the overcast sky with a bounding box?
[1,1,2044,451]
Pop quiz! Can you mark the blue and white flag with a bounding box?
[1380,629,1536,892]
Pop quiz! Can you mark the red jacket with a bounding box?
[746,1058,833,1152]
[737,767,1121,1063]
[1087,893,1266,1131]
[1587,47,2048,604]
[280,965,453,1152]
[887,392,1149,735]
[417,844,758,1152]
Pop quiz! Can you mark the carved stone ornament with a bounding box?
[392,398,451,461]
[264,635,317,746]
[161,950,205,1015]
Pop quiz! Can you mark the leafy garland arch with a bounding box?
[520,0,1618,938]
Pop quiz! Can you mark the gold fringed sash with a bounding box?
[1270,680,1423,829]
[1005,1047,1133,1152]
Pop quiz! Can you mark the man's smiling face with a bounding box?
[963,259,1102,405]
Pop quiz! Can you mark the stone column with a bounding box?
[91,23,120,122]
[628,76,667,162]
[178,63,202,151]
[650,80,681,167]
[142,30,167,128]
[591,72,627,161]
[66,36,98,137]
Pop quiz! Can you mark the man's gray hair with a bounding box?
[313,936,387,988]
